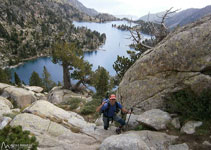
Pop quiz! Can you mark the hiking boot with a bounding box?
[116,127,121,134]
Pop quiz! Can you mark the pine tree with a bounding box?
[0,68,10,84]
[14,72,21,86]
[72,61,93,91]
[29,71,43,87]
[42,66,55,91]
[57,81,62,86]
[91,66,110,97]
[52,41,84,89]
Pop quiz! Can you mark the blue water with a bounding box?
[11,21,150,85]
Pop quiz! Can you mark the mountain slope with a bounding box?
[68,0,99,17]
[0,0,106,67]
[138,11,167,22]
[166,5,211,28]
[138,5,211,29]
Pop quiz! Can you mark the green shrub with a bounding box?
[80,98,101,115]
[64,98,82,110]
[0,125,39,150]
[134,125,144,131]
[165,88,211,121]
[195,120,211,136]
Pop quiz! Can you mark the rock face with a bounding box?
[126,114,140,129]
[117,15,211,113]
[137,109,172,130]
[10,113,98,150]
[0,96,13,109]
[48,87,91,104]
[169,143,189,150]
[1,86,36,108]
[0,117,12,129]
[181,121,203,134]
[23,86,43,93]
[171,117,181,129]
[100,133,150,150]
[23,100,114,142]
[24,100,94,129]
[0,97,12,116]
[100,130,178,150]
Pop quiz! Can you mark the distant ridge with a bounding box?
[166,5,211,28]
[138,5,211,29]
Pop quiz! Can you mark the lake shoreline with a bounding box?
[4,54,50,69]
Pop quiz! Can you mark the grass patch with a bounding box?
[61,98,83,111]
[134,125,145,131]
[80,98,101,115]
[65,98,83,110]
[133,124,155,131]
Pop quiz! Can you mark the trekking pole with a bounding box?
[126,108,133,129]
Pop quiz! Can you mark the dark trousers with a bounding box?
[103,115,125,130]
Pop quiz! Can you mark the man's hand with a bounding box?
[96,101,106,112]
[127,111,132,114]
[102,101,106,105]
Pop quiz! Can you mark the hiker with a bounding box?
[96,94,131,133]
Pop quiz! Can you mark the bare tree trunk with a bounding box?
[62,62,71,89]
[73,80,83,92]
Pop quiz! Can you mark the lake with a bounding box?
[11,21,150,85]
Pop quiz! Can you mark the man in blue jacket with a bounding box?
[96,94,130,133]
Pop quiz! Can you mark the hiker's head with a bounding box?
[109,94,116,105]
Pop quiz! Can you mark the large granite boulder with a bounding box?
[0,96,13,109]
[117,15,211,113]
[0,83,10,91]
[23,100,116,142]
[137,109,172,130]
[24,100,94,129]
[48,86,91,104]
[100,132,150,150]
[125,114,140,129]
[23,85,43,93]
[10,113,99,150]
[1,86,36,108]
[0,97,12,116]
[100,130,178,150]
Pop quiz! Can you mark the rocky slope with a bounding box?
[117,15,211,113]
[0,0,106,67]
[0,83,211,149]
